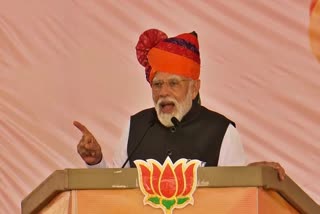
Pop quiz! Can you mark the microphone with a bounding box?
[121,120,155,168]
[170,117,180,133]
[171,117,180,127]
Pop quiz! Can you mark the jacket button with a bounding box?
[170,127,176,133]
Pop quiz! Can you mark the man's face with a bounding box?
[151,72,200,127]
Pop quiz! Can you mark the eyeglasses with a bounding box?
[151,79,190,91]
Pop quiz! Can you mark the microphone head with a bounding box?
[171,117,180,127]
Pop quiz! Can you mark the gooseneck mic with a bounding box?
[121,120,155,168]
[170,117,180,133]
[171,117,180,127]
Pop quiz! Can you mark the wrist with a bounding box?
[86,155,103,166]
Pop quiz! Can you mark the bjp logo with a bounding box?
[134,157,201,214]
[310,0,320,61]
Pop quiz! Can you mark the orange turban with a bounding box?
[136,29,201,83]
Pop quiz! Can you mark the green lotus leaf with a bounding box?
[162,199,176,210]
[148,196,160,204]
[177,197,189,205]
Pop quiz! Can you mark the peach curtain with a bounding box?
[1,1,319,213]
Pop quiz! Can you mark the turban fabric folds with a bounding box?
[136,29,201,83]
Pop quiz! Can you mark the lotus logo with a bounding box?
[134,157,201,214]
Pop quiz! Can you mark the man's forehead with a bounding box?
[153,72,184,81]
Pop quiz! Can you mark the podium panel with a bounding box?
[38,188,300,214]
[22,167,320,214]
[39,192,71,214]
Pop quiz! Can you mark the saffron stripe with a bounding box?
[156,43,200,64]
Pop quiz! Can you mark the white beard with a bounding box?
[154,87,193,127]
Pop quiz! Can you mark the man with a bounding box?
[74,29,285,180]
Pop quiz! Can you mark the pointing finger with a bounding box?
[73,121,91,135]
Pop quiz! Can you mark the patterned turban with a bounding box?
[136,29,201,83]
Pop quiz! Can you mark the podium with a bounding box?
[22,167,320,214]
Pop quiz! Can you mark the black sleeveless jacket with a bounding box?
[127,101,235,167]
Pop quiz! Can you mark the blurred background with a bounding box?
[1,1,319,213]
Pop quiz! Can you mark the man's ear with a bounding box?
[192,79,201,99]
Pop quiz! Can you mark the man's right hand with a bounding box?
[74,121,102,165]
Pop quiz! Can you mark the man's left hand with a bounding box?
[248,161,286,181]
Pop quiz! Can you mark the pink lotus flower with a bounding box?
[135,157,201,214]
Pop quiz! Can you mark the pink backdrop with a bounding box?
[1,1,319,213]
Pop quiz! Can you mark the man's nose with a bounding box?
[158,82,171,97]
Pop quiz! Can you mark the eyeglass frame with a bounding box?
[151,78,191,92]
